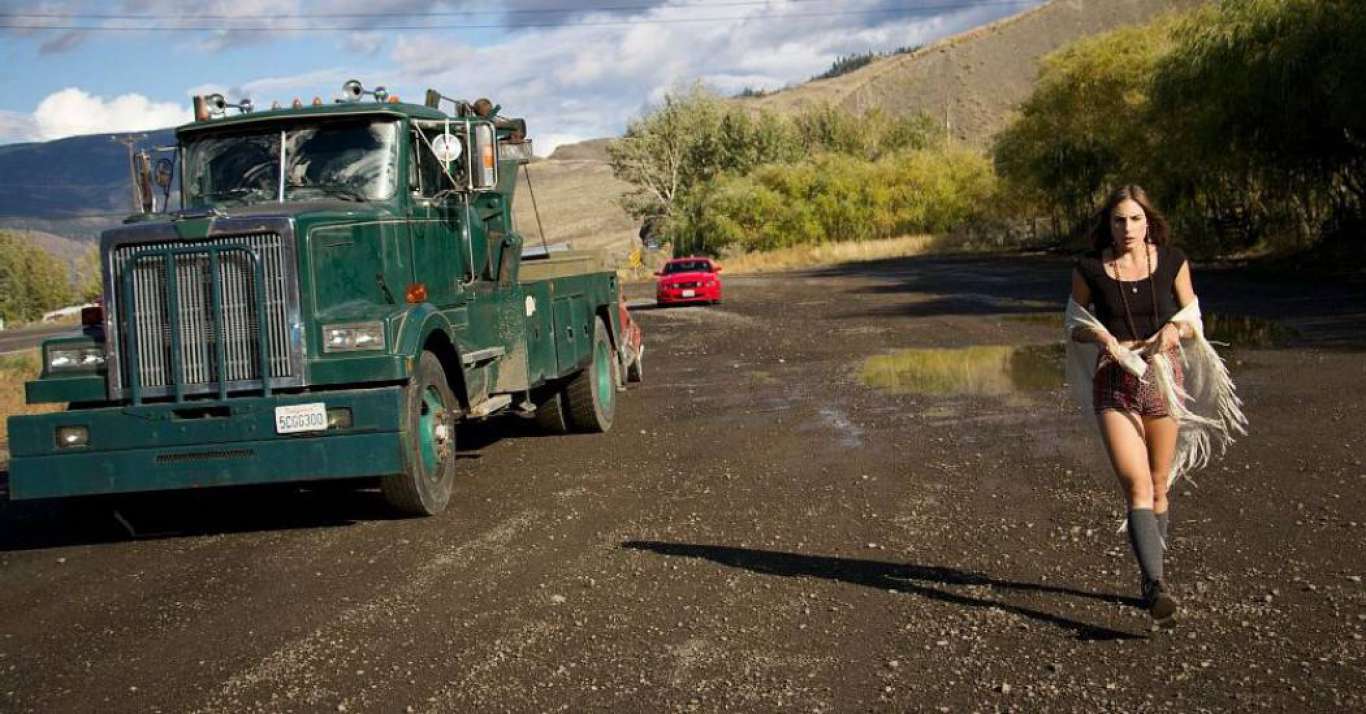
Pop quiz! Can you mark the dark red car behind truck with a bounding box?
[655,257,723,306]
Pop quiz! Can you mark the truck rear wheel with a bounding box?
[563,318,617,433]
[382,351,459,516]
[532,388,571,434]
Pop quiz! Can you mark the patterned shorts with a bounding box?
[1093,348,1184,418]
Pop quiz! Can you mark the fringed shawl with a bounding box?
[1064,298,1248,489]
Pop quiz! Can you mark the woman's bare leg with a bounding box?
[1097,409,1152,508]
[1144,415,1180,539]
[1098,408,1177,621]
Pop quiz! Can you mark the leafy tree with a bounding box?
[995,0,1366,255]
[679,144,995,254]
[814,52,877,81]
[991,19,1176,237]
[612,85,976,256]
[607,84,800,226]
[0,231,76,323]
[75,244,103,303]
[1152,0,1366,244]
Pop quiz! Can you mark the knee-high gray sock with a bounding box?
[1127,508,1164,583]
[1156,510,1170,544]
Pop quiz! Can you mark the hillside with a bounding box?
[0,128,176,242]
[743,0,1204,147]
[511,156,639,262]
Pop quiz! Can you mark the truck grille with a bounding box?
[112,232,294,398]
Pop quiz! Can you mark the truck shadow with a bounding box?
[0,479,404,551]
[622,540,1145,642]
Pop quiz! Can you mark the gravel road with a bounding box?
[1,252,1362,712]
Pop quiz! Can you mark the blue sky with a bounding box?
[0,0,1043,154]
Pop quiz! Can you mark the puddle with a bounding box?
[860,344,1064,396]
[1004,313,1063,328]
[1005,312,1294,349]
[1204,314,1296,349]
[817,407,864,448]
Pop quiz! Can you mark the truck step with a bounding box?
[467,394,513,419]
[461,346,506,367]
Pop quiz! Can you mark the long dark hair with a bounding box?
[1089,184,1170,253]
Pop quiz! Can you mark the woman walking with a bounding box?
[1065,185,1246,626]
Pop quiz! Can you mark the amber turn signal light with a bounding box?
[405,282,428,304]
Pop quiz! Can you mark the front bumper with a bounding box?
[6,387,406,500]
[657,285,721,304]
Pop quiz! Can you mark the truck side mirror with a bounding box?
[470,122,497,191]
[154,158,174,190]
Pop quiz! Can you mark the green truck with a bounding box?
[5,83,644,516]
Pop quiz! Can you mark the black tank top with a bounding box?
[1075,246,1187,341]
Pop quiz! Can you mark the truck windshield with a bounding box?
[182,118,400,207]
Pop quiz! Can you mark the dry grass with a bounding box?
[719,233,971,275]
[860,343,1063,396]
[740,0,1201,147]
[513,158,638,263]
[0,350,60,447]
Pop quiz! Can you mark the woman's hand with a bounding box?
[1146,322,1182,355]
[1097,330,1124,360]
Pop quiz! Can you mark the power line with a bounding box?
[1,1,1037,32]
[0,0,826,20]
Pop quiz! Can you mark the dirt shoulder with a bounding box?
[0,252,1361,712]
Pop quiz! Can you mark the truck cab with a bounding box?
[6,84,643,516]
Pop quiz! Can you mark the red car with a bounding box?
[655,256,723,306]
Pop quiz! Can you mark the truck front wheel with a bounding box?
[563,318,617,433]
[382,351,459,516]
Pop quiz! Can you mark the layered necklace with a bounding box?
[1108,243,1161,339]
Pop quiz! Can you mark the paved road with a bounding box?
[0,252,1362,712]
[0,323,83,355]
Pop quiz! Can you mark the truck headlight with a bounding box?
[55,425,90,449]
[322,322,386,353]
[47,346,106,372]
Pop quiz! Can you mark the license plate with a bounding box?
[275,402,327,434]
[681,289,695,298]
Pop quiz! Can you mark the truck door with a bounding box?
[408,128,463,306]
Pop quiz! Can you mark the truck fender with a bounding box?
[596,304,622,358]
[393,305,470,411]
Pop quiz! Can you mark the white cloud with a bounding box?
[342,32,387,57]
[0,110,42,144]
[30,88,192,140]
[384,0,1042,146]
[1,0,1041,150]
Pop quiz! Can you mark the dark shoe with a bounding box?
[1142,578,1180,626]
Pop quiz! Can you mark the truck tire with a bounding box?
[381,351,459,516]
[563,318,617,433]
[626,346,644,383]
[532,388,571,434]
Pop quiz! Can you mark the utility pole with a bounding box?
[111,133,147,211]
